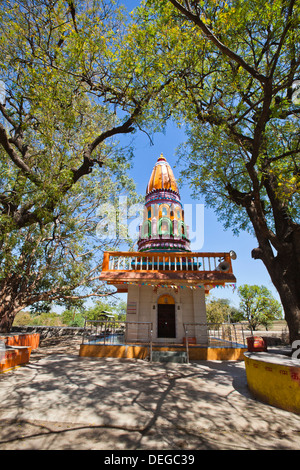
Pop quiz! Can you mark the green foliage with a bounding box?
[206,298,231,324]
[84,297,126,321]
[131,0,300,233]
[206,297,243,324]
[13,310,64,327]
[0,0,153,329]
[238,284,282,331]
[61,297,126,325]
[128,0,300,342]
[12,311,33,327]
[85,299,115,321]
[114,300,127,321]
[30,302,53,315]
[13,296,127,328]
[61,309,85,327]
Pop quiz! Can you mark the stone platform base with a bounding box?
[79,343,247,361]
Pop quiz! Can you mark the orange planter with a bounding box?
[0,346,31,373]
[0,333,40,350]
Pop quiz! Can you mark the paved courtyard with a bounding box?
[0,337,299,450]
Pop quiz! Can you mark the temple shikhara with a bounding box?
[80,154,244,361]
[80,155,245,362]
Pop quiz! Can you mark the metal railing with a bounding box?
[183,322,247,363]
[102,251,233,274]
[82,319,153,360]
[82,319,246,363]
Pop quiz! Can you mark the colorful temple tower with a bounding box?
[138,154,190,253]
[99,154,236,345]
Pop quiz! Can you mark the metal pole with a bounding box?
[185,326,190,364]
[104,320,107,345]
[150,327,153,363]
[83,317,86,344]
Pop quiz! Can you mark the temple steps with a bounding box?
[151,350,188,363]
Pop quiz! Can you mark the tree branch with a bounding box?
[168,0,267,83]
[269,0,297,78]
[0,123,41,186]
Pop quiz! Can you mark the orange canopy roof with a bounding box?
[146,154,179,194]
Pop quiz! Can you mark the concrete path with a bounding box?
[0,349,300,450]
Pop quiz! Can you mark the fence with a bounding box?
[183,322,247,363]
[82,319,153,345]
[102,251,233,273]
[183,322,246,358]
[82,319,247,362]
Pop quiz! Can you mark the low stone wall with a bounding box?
[11,326,86,340]
[10,325,289,345]
[244,352,300,414]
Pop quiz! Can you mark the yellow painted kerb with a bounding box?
[244,352,300,414]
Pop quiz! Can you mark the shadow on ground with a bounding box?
[0,337,299,450]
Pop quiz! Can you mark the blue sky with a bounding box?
[120,122,281,309]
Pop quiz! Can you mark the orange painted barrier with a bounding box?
[79,343,247,361]
[0,333,39,372]
[0,346,31,373]
[79,344,148,359]
[183,337,197,345]
[0,333,40,350]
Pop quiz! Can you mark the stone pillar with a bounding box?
[193,288,208,345]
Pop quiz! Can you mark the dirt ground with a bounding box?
[0,336,300,452]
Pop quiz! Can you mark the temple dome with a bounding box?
[138,153,190,253]
[146,154,179,194]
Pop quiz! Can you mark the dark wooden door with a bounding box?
[157,304,176,338]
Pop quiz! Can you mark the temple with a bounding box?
[98,154,237,346]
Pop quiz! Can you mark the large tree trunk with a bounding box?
[278,289,300,345]
[0,303,22,333]
[0,295,24,333]
[252,233,300,345]
[266,258,300,345]
[228,180,300,345]
[0,276,25,333]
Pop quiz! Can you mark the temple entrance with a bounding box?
[157,295,176,338]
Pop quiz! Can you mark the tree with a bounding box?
[114,299,127,321]
[206,298,231,324]
[206,297,244,324]
[131,0,300,343]
[61,308,85,327]
[85,299,115,321]
[229,305,244,324]
[13,309,64,327]
[0,0,171,332]
[238,284,282,332]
